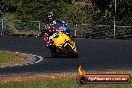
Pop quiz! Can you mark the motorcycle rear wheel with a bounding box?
[49,45,58,58]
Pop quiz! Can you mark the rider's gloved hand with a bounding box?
[46,41,54,48]
[46,42,50,48]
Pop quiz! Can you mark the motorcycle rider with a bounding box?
[44,11,69,47]
[43,25,55,47]
[47,11,69,33]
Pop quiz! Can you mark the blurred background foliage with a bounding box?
[0,0,132,25]
[0,0,132,38]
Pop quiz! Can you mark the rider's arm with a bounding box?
[43,33,49,42]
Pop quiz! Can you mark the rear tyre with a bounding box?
[49,45,57,58]
[51,52,57,58]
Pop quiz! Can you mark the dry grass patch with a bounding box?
[0,51,28,65]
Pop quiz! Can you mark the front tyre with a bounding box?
[65,44,78,58]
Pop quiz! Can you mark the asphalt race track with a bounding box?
[0,36,132,74]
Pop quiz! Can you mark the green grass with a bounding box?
[0,79,132,88]
[0,51,28,65]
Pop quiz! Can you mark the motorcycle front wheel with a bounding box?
[65,44,78,58]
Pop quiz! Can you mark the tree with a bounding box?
[92,0,112,15]
[15,0,68,21]
[0,0,9,17]
[116,0,132,25]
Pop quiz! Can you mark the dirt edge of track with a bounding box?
[0,70,132,84]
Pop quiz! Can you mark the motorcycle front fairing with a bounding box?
[52,31,77,54]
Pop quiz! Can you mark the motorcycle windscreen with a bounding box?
[52,32,71,47]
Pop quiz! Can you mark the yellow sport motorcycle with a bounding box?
[49,31,78,57]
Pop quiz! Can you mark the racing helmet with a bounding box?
[47,11,53,17]
[47,11,54,20]
[47,11,55,23]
